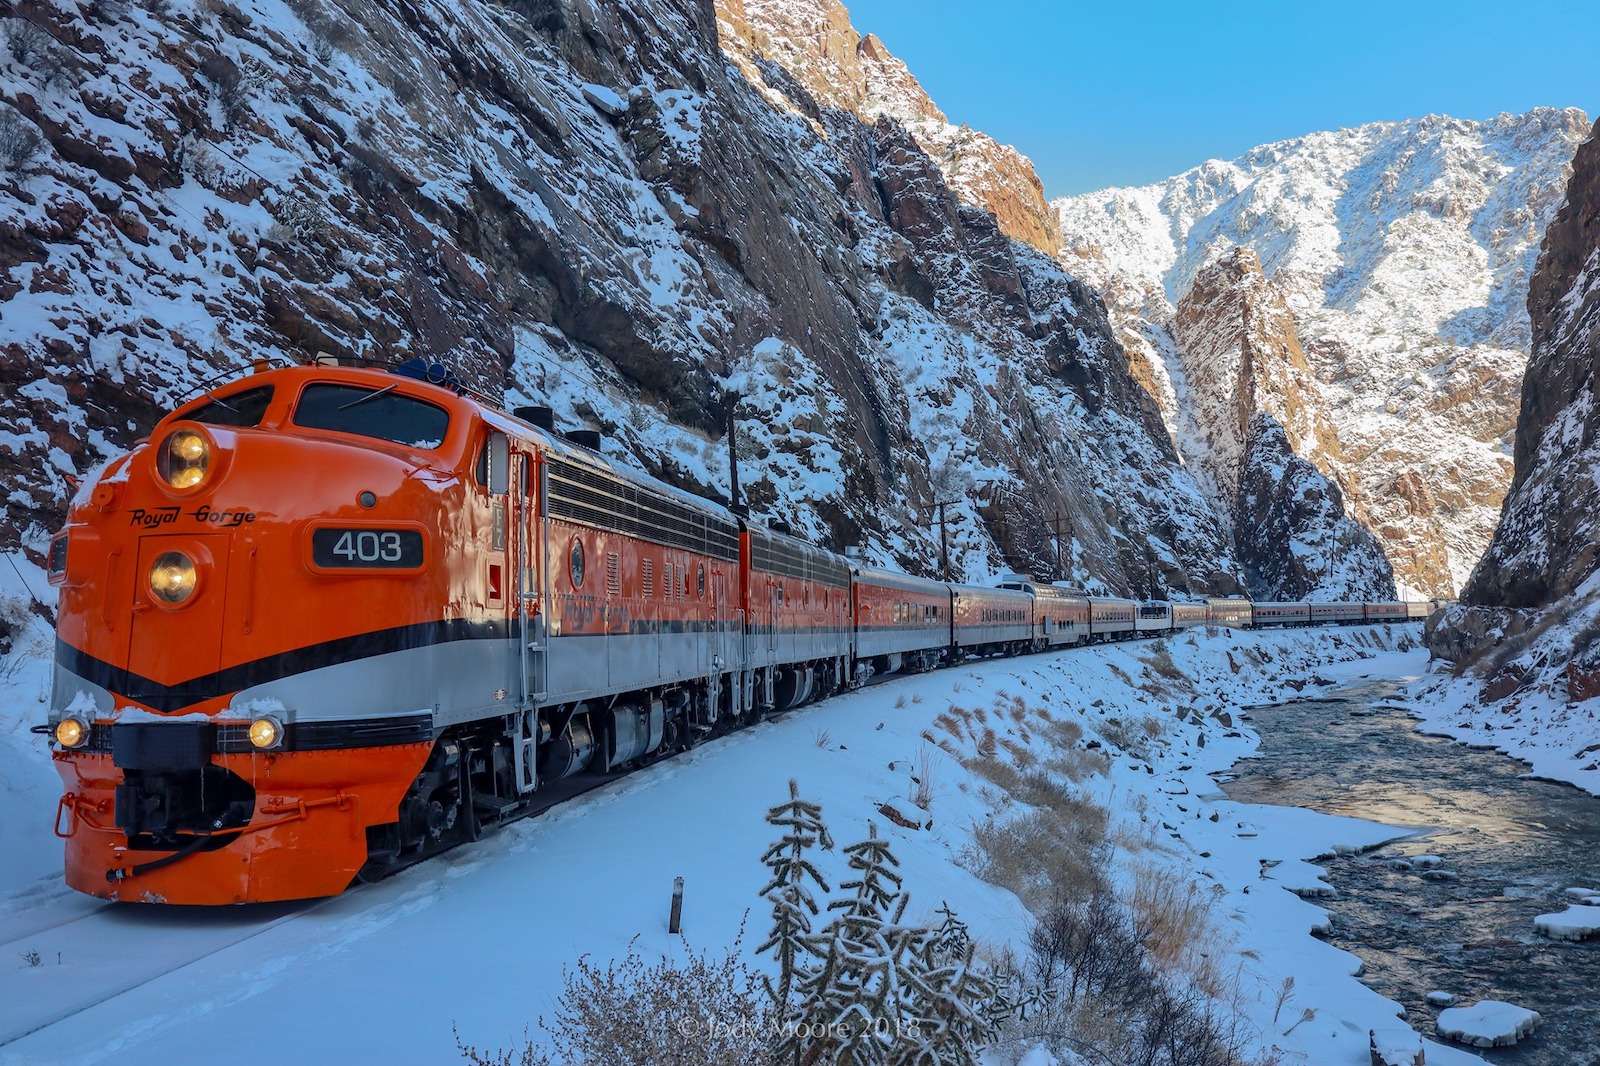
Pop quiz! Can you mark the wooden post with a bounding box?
[669,876,684,934]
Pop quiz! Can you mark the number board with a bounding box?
[312,528,425,569]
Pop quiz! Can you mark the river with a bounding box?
[1221,681,1600,1065]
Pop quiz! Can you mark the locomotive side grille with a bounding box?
[751,532,851,588]
[545,457,740,561]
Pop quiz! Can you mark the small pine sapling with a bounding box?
[756,779,832,1006]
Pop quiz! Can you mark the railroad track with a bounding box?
[0,892,331,1052]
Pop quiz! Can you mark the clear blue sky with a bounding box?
[840,0,1597,197]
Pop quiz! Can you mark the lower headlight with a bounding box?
[55,717,89,748]
[248,716,284,750]
[149,551,197,604]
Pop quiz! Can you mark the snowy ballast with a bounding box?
[1435,1000,1541,1048]
[1532,903,1600,941]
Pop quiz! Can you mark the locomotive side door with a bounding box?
[513,446,543,794]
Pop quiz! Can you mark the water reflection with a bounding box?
[1223,683,1600,1065]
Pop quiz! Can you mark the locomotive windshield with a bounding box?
[177,385,275,427]
[292,383,450,449]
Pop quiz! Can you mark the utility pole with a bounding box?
[934,499,957,581]
[725,390,747,518]
[1050,511,1068,581]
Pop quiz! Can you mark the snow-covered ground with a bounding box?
[0,611,1480,1065]
[1408,654,1600,800]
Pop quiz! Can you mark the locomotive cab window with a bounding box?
[176,385,275,427]
[477,432,510,494]
[293,384,450,449]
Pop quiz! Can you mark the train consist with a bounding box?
[43,363,1430,904]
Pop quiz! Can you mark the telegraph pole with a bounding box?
[934,499,956,580]
[725,390,747,518]
[1050,511,1068,581]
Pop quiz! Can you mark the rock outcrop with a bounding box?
[1054,110,1590,597]
[718,0,1060,256]
[1173,249,1395,598]
[0,0,1243,597]
[1461,118,1600,611]
[1428,117,1600,683]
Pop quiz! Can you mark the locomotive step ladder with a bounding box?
[514,596,547,794]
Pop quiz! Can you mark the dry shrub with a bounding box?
[1042,717,1083,747]
[457,937,776,1066]
[968,754,1025,797]
[910,743,938,810]
[932,710,965,741]
[1099,717,1137,755]
[894,694,908,708]
[1127,862,1222,981]
[998,737,1036,768]
[0,108,42,174]
[975,726,998,759]
[1141,716,1164,740]
[962,771,1110,912]
[1145,645,1185,682]
[1045,746,1110,783]
[1009,889,1255,1066]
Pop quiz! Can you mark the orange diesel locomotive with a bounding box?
[45,363,815,903]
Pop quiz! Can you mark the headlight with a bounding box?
[149,551,198,604]
[248,716,284,750]
[157,428,211,489]
[55,717,89,748]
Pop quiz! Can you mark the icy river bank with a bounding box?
[1223,683,1600,1064]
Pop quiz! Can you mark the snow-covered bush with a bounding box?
[0,107,42,175]
[269,195,332,246]
[3,19,49,64]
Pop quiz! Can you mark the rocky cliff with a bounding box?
[1054,110,1590,598]
[718,0,1060,256]
[0,0,1242,596]
[1172,248,1393,599]
[1426,118,1600,694]
[1463,119,1600,610]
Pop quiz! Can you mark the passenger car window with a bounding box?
[179,385,275,427]
[293,384,449,448]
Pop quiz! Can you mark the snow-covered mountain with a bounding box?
[1054,109,1590,598]
[1173,248,1394,599]
[0,0,1249,597]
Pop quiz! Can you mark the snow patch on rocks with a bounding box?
[1435,999,1541,1048]
[1533,903,1600,941]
